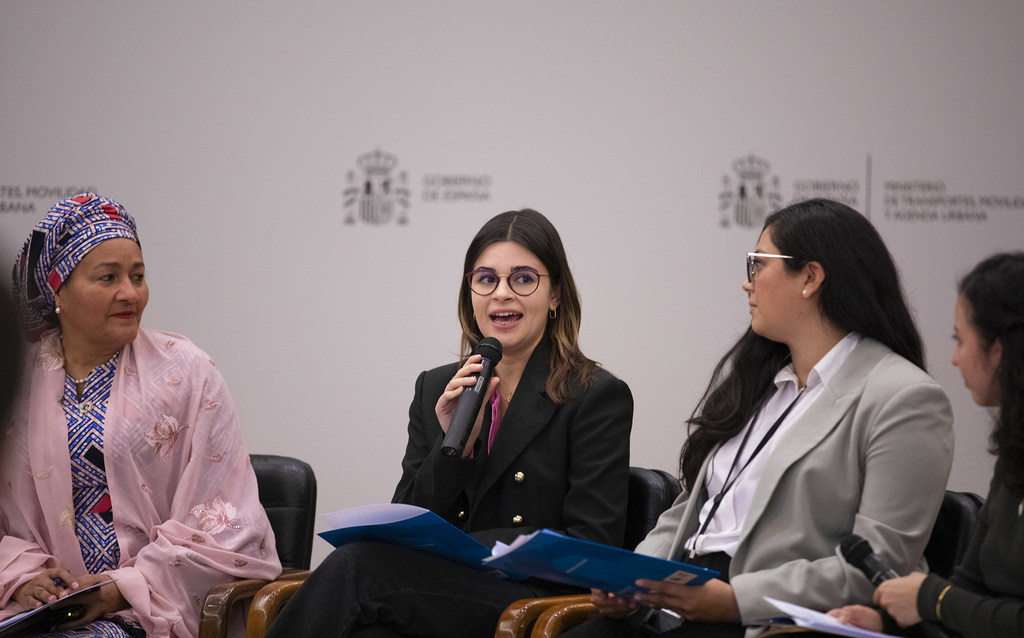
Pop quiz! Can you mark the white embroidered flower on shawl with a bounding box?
[60,502,75,528]
[145,414,187,458]
[190,496,239,535]
[37,338,64,372]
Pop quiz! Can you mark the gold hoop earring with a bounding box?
[549,308,557,319]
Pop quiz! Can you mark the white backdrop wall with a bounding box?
[2,1,1022,567]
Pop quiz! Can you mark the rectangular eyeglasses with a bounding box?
[746,252,793,282]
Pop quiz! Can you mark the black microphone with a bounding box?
[840,534,900,586]
[840,535,948,638]
[440,337,502,457]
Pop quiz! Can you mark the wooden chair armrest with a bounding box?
[531,599,600,637]
[198,570,310,638]
[199,578,272,638]
[494,594,590,638]
[246,577,310,638]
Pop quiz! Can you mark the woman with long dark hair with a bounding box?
[265,208,633,637]
[831,252,1024,637]
[563,198,954,638]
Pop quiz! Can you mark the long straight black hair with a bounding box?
[958,252,1024,494]
[679,199,923,489]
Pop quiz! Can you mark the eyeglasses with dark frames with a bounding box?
[466,267,548,296]
[746,252,794,283]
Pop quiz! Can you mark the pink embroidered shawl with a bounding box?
[0,328,282,637]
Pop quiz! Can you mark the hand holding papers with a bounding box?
[0,581,106,638]
[762,597,899,638]
[484,529,718,596]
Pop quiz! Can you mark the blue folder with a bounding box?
[317,503,493,569]
[483,529,718,596]
[317,505,718,595]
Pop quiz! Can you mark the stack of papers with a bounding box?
[763,597,899,638]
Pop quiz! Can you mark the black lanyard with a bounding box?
[687,386,806,559]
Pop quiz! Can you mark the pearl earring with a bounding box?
[55,306,62,315]
[802,290,807,297]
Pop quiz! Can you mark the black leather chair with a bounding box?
[924,490,985,578]
[198,454,317,638]
[492,466,682,638]
[623,467,683,551]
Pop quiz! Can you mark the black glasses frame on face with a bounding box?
[746,252,794,283]
[466,267,547,296]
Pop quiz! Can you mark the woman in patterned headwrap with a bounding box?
[0,194,281,638]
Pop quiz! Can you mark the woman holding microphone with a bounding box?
[266,208,633,638]
[831,252,1024,637]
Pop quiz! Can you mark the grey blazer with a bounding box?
[635,338,954,634]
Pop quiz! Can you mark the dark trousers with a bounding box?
[560,552,744,638]
[263,541,569,638]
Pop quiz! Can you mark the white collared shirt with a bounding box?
[686,332,863,557]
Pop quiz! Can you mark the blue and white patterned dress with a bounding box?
[37,357,137,638]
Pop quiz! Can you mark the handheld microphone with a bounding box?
[840,534,900,586]
[440,337,502,457]
[840,534,946,638]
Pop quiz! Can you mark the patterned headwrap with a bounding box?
[12,193,140,341]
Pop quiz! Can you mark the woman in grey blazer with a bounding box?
[564,199,954,638]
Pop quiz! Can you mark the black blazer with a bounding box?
[392,342,633,548]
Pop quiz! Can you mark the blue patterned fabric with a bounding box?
[63,356,120,574]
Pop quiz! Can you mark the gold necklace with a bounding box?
[504,390,514,405]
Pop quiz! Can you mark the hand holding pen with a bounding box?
[12,567,80,609]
